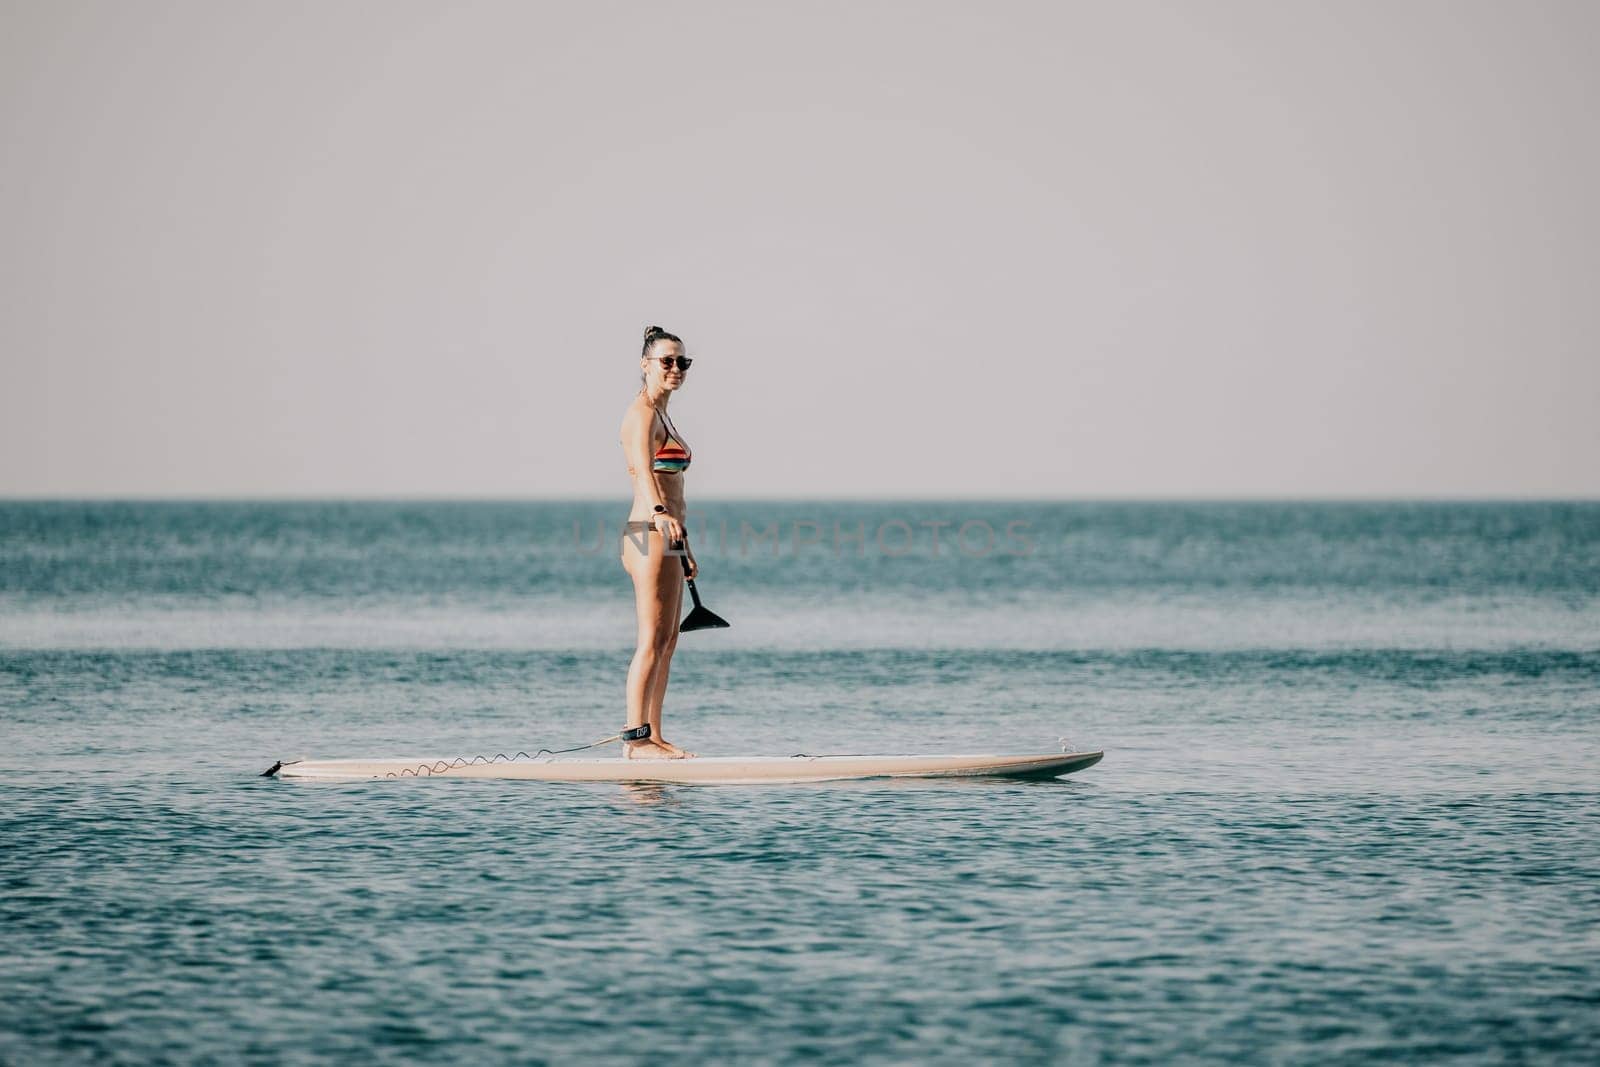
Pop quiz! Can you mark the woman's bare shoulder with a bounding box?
[620,395,656,438]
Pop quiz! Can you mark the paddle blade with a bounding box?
[680,603,731,632]
[679,574,729,633]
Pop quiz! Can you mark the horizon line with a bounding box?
[3,493,1598,504]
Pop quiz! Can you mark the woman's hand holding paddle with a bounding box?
[653,513,685,542]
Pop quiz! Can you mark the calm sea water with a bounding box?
[3,501,1598,1064]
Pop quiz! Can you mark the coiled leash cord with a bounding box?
[259,732,633,779]
[380,732,633,778]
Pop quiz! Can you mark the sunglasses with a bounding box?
[652,356,694,371]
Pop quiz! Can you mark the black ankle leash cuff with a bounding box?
[620,724,652,742]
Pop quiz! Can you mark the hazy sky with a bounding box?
[3,0,1596,497]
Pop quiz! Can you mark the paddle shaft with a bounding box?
[670,539,704,606]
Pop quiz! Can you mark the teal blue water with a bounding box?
[3,501,1598,1064]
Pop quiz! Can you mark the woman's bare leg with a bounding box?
[648,625,694,755]
[621,529,687,759]
[649,546,692,755]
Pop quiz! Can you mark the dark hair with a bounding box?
[641,324,682,358]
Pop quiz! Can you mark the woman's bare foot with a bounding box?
[623,739,686,760]
[654,737,697,758]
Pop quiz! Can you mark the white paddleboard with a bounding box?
[264,750,1103,785]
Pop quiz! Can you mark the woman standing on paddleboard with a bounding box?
[619,325,698,759]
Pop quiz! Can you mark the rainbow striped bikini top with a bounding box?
[651,406,691,474]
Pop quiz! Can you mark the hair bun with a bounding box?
[639,324,682,360]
